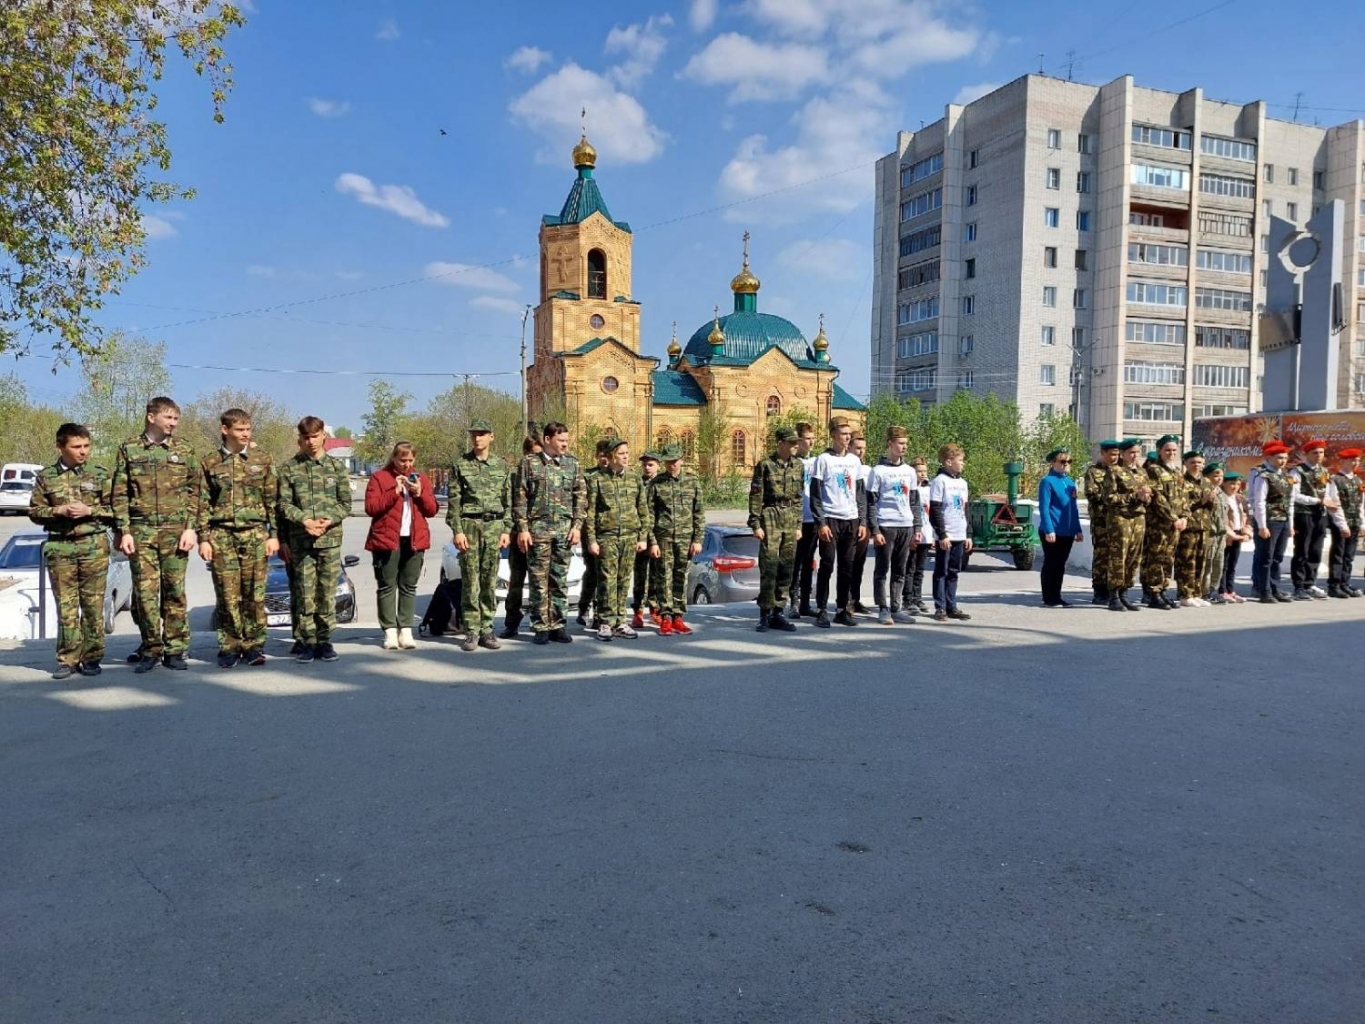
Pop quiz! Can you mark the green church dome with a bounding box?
[683,309,822,368]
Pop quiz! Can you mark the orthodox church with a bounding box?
[527,132,865,472]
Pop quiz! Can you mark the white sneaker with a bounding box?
[398,627,416,649]
[382,628,399,650]
[597,623,614,642]
[1195,598,1210,607]
[1179,598,1198,607]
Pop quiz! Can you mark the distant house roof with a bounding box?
[324,438,353,453]
[831,383,866,411]
[652,369,707,406]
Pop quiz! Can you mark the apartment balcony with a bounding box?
[1197,191,1256,215]
[1127,223,1191,245]
[1130,183,1192,209]
[1132,142,1194,168]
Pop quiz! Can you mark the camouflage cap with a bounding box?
[595,438,615,456]
[468,418,494,433]
[774,426,798,443]
[660,443,684,461]
[605,437,629,453]
[639,450,661,462]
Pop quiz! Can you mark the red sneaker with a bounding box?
[658,616,674,635]
[672,615,693,635]
[631,611,645,630]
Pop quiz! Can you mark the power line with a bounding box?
[1047,0,1237,77]
[165,362,520,378]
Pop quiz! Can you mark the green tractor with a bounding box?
[968,460,1039,570]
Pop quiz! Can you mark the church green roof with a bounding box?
[683,310,828,369]
[652,370,707,406]
[832,383,866,411]
[542,168,632,233]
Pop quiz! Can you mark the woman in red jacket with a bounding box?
[365,442,438,649]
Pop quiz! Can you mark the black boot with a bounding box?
[768,609,796,632]
[1092,586,1108,605]
[1108,594,1125,611]
[1120,591,1141,611]
[1145,591,1165,610]
[756,609,770,633]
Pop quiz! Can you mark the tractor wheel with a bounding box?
[1012,547,1035,571]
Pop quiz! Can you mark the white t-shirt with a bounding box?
[866,460,919,529]
[929,471,970,541]
[811,450,861,521]
[800,455,816,524]
[400,488,413,538]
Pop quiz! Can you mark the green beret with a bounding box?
[1156,434,1181,447]
[1182,449,1204,461]
[1223,471,1242,481]
[1099,439,1122,450]
[1204,462,1223,473]
[660,443,684,461]
[775,426,798,443]
[1045,447,1069,462]
[468,418,494,433]
[1119,438,1143,451]
[1145,451,1160,462]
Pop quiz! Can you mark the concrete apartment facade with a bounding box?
[871,74,1365,442]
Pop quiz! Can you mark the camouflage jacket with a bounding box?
[277,453,351,549]
[1082,463,1111,524]
[1099,463,1148,518]
[513,452,586,535]
[1182,474,1216,532]
[111,432,201,531]
[448,451,513,536]
[747,454,804,530]
[650,471,705,546]
[584,468,651,546]
[199,446,278,541]
[28,460,113,540]
[1331,470,1363,528]
[1145,461,1188,526]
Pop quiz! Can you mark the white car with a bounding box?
[0,480,34,515]
[0,530,133,640]
[440,540,586,599]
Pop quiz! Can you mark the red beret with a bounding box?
[1302,439,1327,452]
[1262,441,1290,456]
[1338,448,1363,459]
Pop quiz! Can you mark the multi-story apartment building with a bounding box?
[871,74,1365,442]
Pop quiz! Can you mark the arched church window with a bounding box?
[656,426,673,448]
[766,395,781,417]
[731,430,747,467]
[679,430,696,459]
[587,249,607,299]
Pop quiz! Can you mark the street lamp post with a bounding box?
[520,304,532,440]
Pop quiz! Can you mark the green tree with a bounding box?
[332,426,353,440]
[762,405,819,450]
[356,379,411,467]
[181,386,297,464]
[72,331,172,458]
[0,374,64,465]
[1,1,246,358]
[405,380,522,470]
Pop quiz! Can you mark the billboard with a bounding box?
[1192,410,1365,479]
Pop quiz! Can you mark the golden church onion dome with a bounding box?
[708,316,725,348]
[812,314,830,362]
[572,133,597,170]
[730,262,760,295]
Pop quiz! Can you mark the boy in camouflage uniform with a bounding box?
[584,438,650,641]
[111,396,200,674]
[649,444,705,634]
[1327,448,1364,598]
[1084,441,1121,604]
[199,409,279,668]
[1141,434,1188,609]
[498,435,542,639]
[1173,451,1214,606]
[448,419,512,652]
[28,423,113,679]
[513,422,586,645]
[277,415,351,662]
[749,426,803,633]
[576,438,613,628]
[630,450,661,630]
[1099,438,1151,612]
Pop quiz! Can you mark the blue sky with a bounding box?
[12,0,1365,428]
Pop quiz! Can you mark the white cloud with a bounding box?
[682,33,828,101]
[953,81,1001,105]
[510,63,666,165]
[505,46,552,74]
[470,295,529,315]
[141,213,178,239]
[777,237,866,282]
[605,14,673,90]
[424,262,521,294]
[307,98,351,118]
[375,18,399,41]
[335,173,449,228]
[689,0,718,31]
[245,264,276,278]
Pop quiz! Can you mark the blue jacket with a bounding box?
[1037,469,1081,536]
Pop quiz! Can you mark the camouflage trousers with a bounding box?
[457,518,502,636]
[1140,521,1179,593]
[291,542,341,645]
[1105,514,1146,592]
[209,526,269,653]
[757,506,800,612]
[594,533,639,627]
[631,550,656,612]
[1173,526,1207,599]
[1089,515,1111,593]
[656,537,692,616]
[129,524,190,657]
[44,534,109,667]
[1204,532,1226,596]
[527,526,573,634]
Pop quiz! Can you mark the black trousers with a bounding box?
[504,544,527,625]
[902,543,929,606]
[1327,523,1359,588]
[932,540,966,611]
[1290,510,1326,588]
[1220,542,1241,594]
[1251,520,1290,596]
[1040,536,1074,605]
[791,522,817,607]
[872,526,913,610]
[849,534,870,604]
[816,518,859,611]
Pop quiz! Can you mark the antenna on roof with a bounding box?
[1065,49,1077,81]
[1038,52,1046,75]
[1291,92,1304,122]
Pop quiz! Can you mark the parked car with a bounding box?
[0,530,133,638]
[687,525,761,606]
[440,541,586,599]
[209,553,360,630]
[0,480,34,515]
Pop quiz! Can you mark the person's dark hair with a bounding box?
[297,415,326,436]
[795,422,814,437]
[146,396,179,416]
[220,408,251,427]
[56,423,90,445]
[542,421,568,439]
[522,435,542,455]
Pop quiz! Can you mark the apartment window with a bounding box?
[1044,246,1058,268]
[1198,212,1252,237]
[1264,164,1274,183]
[1131,163,1189,190]
[898,225,941,257]
[961,295,975,316]
[897,297,940,324]
[1194,364,1250,388]
[1261,269,1268,288]
[1286,202,1298,222]
[1196,250,1253,274]
[1047,129,1061,149]
[900,187,943,222]
[1288,168,1299,186]
[1124,401,1185,422]
[1359,237,1365,253]
[895,372,913,394]
[1126,320,1186,345]
[1040,364,1057,385]
[1075,249,1088,271]
[896,332,939,358]
[1131,211,1166,227]
[1046,167,1061,190]
[897,260,940,290]
[966,184,978,206]
[1077,171,1091,194]
[1128,242,1189,266]
[1126,281,1188,306]
[1124,361,1185,385]
[964,222,978,243]
[1358,268,1365,287]
[1194,287,1253,312]
[1201,135,1256,162]
[964,258,976,280]
[910,369,937,391]
[958,370,974,389]
[1260,234,1270,253]
[960,335,974,356]
[1314,170,1325,190]
[1043,286,1057,307]
[1195,326,1250,349]
[1132,124,1191,149]
[900,152,944,188]
[1041,325,1056,345]
[1197,404,1249,417]
[1072,327,1086,349]
[1077,133,1091,154]
[1199,173,1256,199]
[1040,403,1055,418]
[1262,200,1273,219]
[1045,207,1060,228]
[1074,289,1087,309]
[1076,211,1091,231]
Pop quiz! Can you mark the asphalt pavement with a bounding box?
[1,515,1362,1023]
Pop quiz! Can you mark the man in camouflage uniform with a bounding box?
[28,423,113,679]
[1083,440,1121,604]
[1099,438,1151,612]
[449,418,512,652]
[749,426,803,633]
[198,409,279,668]
[584,438,650,641]
[277,415,351,662]
[1289,439,1332,600]
[111,396,200,674]
[1326,447,1364,598]
[1173,450,1214,606]
[576,438,613,628]
[630,450,661,629]
[498,434,542,639]
[513,421,587,645]
[649,444,705,634]
[1140,434,1187,609]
